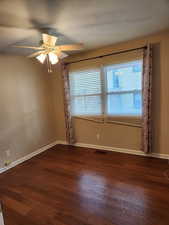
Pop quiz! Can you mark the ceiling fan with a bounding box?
[14,33,84,72]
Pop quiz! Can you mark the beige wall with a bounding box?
[0,55,57,168]
[1,30,168,168]
[51,64,67,141]
[54,30,169,155]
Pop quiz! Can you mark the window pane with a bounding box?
[106,60,142,116]
[133,91,142,109]
[71,95,102,116]
[106,60,142,92]
[70,69,101,96]
[107,92,142,116]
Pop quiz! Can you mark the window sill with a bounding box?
[72,115,142,128]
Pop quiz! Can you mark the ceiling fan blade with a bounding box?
[28,51,46,58]
[13,45,45,50]
[58,44,84,51]
[42,33,58,46]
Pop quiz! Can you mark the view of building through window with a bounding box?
[106,60,142,116]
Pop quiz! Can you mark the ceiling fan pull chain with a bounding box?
[49,60,52,73]
[46,54,49,72]
[46,54,52,73]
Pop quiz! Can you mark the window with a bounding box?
[105,60,142,116]
[112,72,120,88]
[133,91,142,109]
[69,60,142,117]
[69,69,102,115]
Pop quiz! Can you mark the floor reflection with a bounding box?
[77,171,150,225]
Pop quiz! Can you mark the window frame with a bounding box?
[69,59,143,118]
[103,60,143,117]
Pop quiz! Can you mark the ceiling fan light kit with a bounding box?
[14,33,84,73]
[36,53,46,64]
[48,52,59,64]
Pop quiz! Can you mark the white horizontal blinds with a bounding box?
[69,59,102,116]
[70,69,102,115]
[104,60,143,116]
[102,49,143,66]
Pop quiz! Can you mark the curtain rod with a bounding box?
[65,46,147,65]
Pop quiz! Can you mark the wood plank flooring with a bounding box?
[0,144,169,225]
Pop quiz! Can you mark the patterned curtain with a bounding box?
[142,44,153,153]
[61,62,75,144]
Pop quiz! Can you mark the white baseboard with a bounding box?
[57,140,68,145]
[57,141,169,160]
[151,152,169,160]
[0,140,60,174]
[1,140,168,174]
[74,142,145,155]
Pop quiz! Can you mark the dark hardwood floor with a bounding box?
[0,145,169,225]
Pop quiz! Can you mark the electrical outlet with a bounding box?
[96,133,100,140]
[4,160,11,167]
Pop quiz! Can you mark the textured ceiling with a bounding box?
[0,0,169,55]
